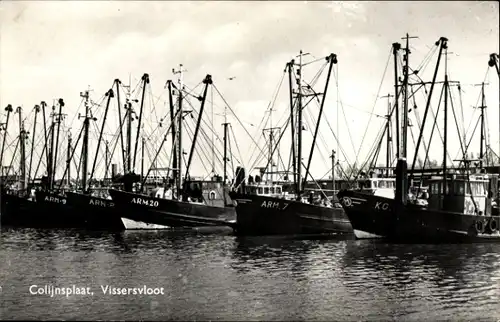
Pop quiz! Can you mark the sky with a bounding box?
[0,1,499,181]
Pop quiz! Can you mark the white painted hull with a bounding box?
[354,229,382,239]
[121,218,171,230]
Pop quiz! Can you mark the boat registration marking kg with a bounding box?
[374,201,390,211]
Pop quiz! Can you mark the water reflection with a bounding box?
[1,228,500,320]
[341,240,500,320]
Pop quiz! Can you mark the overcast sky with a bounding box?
[1,1,499,180]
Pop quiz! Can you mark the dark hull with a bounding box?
[1,190,86,229]
[32,190,88,229]
[337,190,500,243]
[229,192,353,236]
[108,189,236,228]
[66,192,124,231]
[1,192,38,227]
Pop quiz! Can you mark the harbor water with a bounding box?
[1,227,500,321]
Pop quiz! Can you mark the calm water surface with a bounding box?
[1,227,500,321]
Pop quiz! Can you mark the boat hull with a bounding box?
[66,192,124,231]
[121,217,171,230]
[1,190,88,229]
[108,189,236,229]
[229,192,353,236]
[1,192,38,227]
[32,190,88,229]
[337,190,500,243]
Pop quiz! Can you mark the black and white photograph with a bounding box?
[0,0,499,320]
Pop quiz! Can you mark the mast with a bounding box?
[478,82,487,168]
[263,126,279,182]
[263,101,276,183]
[223,122,229,184]
[28,105,40,186]
[443,44,450,197]
[395,34,421,205]
[104,140,109,182]
[89,88,113,185]
[80,87,91,192]
[114,79,126,170]
[184,75,211,184]
[133,74,149,172]
[124,78,136,174]
[141,136,145,189]
[401,34,418,159]
[287,61,296,187]
[409,37,448,179]
[17,106,27,192]
[67,132,72,187]
[392,42,401,158]
[173,64,186,200]
[166,80,177,184]
[52,99,65,189]
[295,50,309,200]
[0,104,13,177]
[48,103,56,190]
[381,94,393,175]
[303,53,337,189]
[126,99,132,173]
[40,101,49,177]
[331,149,336,198]
[488,53,499,163]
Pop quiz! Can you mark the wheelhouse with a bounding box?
[244,183,284,198]
[427,173,490,215]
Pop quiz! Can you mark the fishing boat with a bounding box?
[339,160,499,242]
[229,51,352,236]
[338,36,500,243]
[109,179,235,229]
[1,104,37,227]
[39,75,152,231]
[61,76,151,231]
[1,81,131,230]
[0,103,86,228]
[109,70,236,229]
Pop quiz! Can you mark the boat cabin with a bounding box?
[243,182,286,198]
[147,178,230,207]
[427,173,490,215]
[358,177,396,199]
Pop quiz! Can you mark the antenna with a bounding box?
[173,63,188,90]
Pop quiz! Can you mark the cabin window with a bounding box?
[454,182,465,196]
[478,182,486,196]
[251,187,257,194]
[258,187,263,195]
[276,187,282,194]
[264,187,270,194]
[465,183,471,195]
[270,187,275,194]
[364,181,372,188]
[431,182,441,195]
[378,181,386,188]
[466,182,485,196]
[470,182,477,196]
[445,182,452,195]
